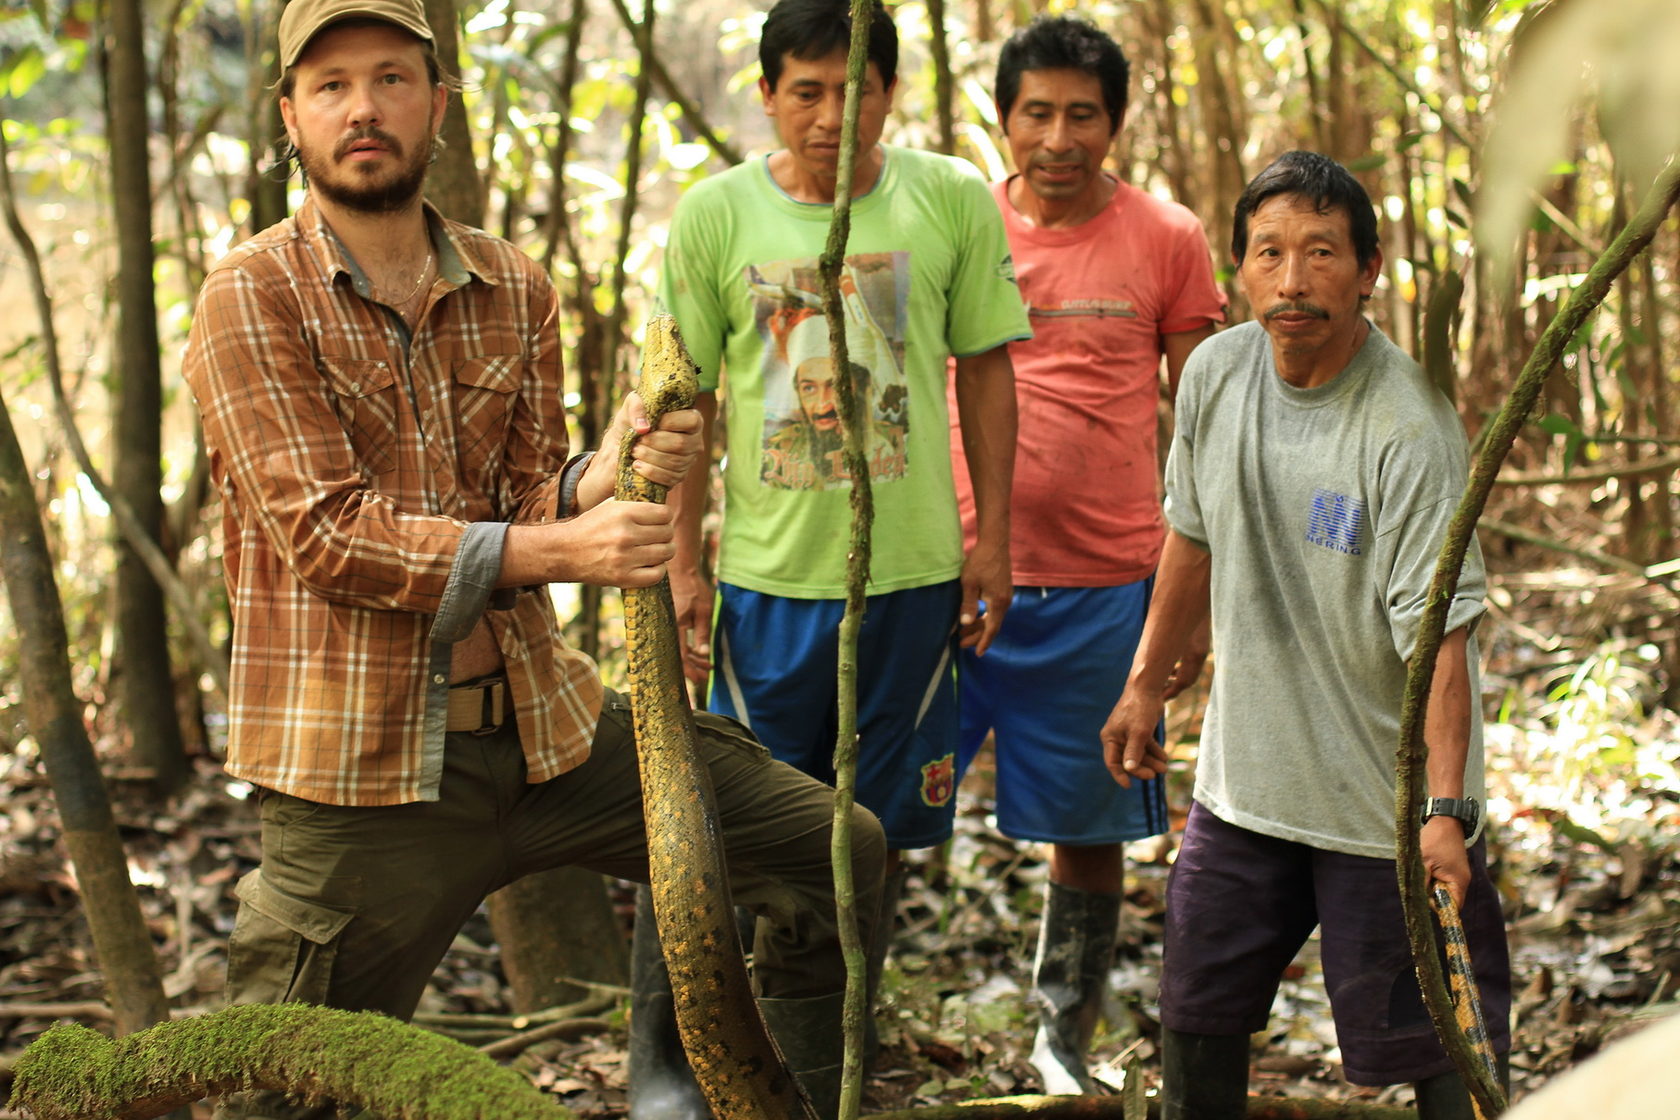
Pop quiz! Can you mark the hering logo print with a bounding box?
[1305,487,1366,556]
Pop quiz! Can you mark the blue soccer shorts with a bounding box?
[708,579,962,851]
[957,581,1169,845]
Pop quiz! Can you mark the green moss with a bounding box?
[9,1003,573,1120]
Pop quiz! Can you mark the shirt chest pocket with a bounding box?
[321,357,400,476]
[453,355,521,464]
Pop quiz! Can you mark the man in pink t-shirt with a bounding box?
[948,14,1226,1094]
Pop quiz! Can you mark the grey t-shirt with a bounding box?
[1166,321,1486,858]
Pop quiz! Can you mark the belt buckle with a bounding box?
[473,677,506,736]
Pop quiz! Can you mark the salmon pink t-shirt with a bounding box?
[951,178,1226,586]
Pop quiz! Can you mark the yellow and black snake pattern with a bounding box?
[1430,882,1500,1120]
[615,314,813,1120]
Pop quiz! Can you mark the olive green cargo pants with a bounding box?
[214,691,886,1120]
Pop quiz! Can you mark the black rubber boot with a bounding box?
[1027,880,1122,1094]
[758,992,847,1120]
[1160,1028,1250,1119]
[627,883,713,1120]
[1413,1052,1510,1120]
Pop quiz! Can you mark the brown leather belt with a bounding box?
[447,674,507,735]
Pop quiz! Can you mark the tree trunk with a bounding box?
[423,0,485,226]
[105,0,189,796]
[0,390,172,1040]
[246,0,287,234]
[926,0,956,156]
[1188,0,1245,274]
[485,869,629,1013]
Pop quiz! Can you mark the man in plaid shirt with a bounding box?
[184,1,884,1116]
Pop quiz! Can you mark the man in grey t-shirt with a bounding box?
[1101,151,1510,1119]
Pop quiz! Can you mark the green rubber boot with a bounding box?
[1413,1052,1510,1120]
[1160,1028,1250,1119]
[1027,881,1122,1094]
[758,992,847,1120]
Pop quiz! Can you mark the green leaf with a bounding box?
[1552,815,1615,853]
[1345,153,1386,172]
[2,45,45,100]
[1534,414,1582,439]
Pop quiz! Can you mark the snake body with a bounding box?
[1429,883,1499,1120]
[615,314,813,1120]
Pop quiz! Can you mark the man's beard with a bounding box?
[298,126,431,214]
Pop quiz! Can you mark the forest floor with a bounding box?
[0,588,1677,1117]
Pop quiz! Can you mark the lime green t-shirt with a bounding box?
[659,146,1030,597]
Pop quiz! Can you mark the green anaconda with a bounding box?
[614,313,816,1120]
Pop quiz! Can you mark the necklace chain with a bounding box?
[384,248,434,307]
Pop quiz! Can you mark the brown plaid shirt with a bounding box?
[184,197,602,805]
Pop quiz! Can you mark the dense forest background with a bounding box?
[0,0,1676,1114]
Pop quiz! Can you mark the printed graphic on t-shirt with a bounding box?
[744,253,910,491]
[1306,487,1367,556]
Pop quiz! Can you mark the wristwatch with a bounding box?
[1419,796,1480,833]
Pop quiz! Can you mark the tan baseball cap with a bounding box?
[278,0,434,69]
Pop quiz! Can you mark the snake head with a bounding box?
[638,313,701,421]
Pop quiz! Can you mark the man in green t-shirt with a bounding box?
[630,0,1030,1114]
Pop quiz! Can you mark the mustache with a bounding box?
[333,126,403,161]
[1264,301,1330,321]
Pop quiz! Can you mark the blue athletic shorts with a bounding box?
[957,582,1168,845]
[708,580,962,850]
[1160,803,1512,1085]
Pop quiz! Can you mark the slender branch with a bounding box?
[1565,432,1680,447]
[539,0,588,275]
[602,0,656,388]
[410,987,624,1031]
[1395,154,1680,1119]
[1492,451,1680,487]
[0,117,230,697]
[474,1013,613,1059]
[604,0,743,167]
[925,0,956,155]
[0,1003,117,1022]
[1479,517,1679,594]
[817,4,877,1117]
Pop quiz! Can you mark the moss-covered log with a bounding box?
[6,1003,569,1120]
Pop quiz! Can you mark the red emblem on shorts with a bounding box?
[919,753,956,807]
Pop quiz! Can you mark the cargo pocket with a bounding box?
[224,870,356,1008]
[693,709,773,764]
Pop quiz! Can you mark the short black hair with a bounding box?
[995,16,1129,136]
[1232,150,1380,269]
[760,0,898,92]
